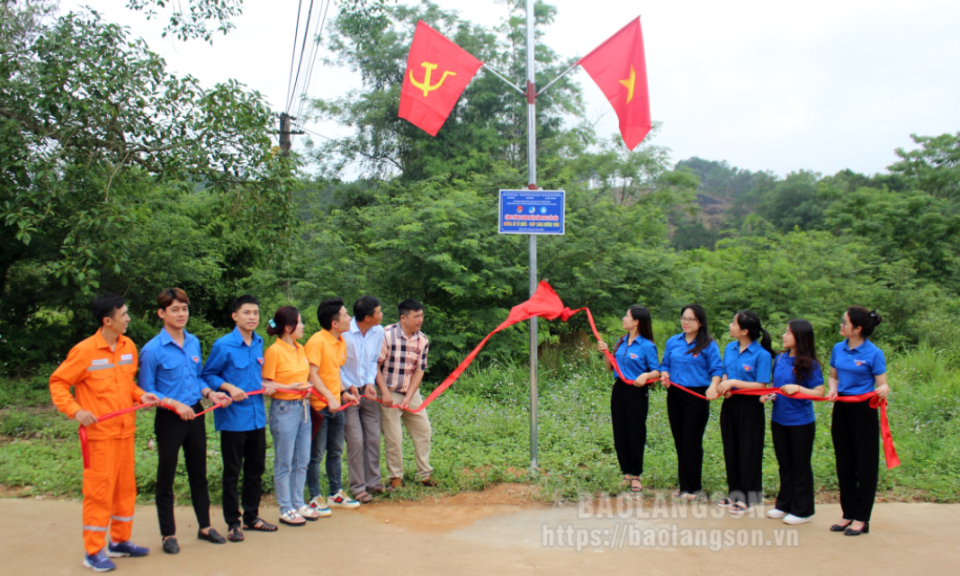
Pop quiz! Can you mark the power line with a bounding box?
[284,0,305,114]
[286,0,316,114]
[294,0,332,127]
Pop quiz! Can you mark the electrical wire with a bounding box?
[284,0,305,114]
[294,0,332,128]
[286,0,316,114]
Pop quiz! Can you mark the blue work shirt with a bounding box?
[138,327,204,406]
[613,335,659,382]
[829,339,886,396]
[340,319,385,392]
[722,340,772,386]
[201,327,266,432]
[771,354,824,426]
[659,334,723,388]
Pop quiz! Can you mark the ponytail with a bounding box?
[736,310,775,358]
[847,306,883,338]
[758,327,775,357]
[267,306,300,338]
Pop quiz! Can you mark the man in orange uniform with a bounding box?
[50,293,160,572]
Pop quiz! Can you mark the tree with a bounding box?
[889,132,960,203]
[0,2,299,370]
[823,186,960,285]
[753,171,829,232]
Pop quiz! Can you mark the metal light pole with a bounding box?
[525,0,538,474]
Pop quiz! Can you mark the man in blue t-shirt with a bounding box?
[201,295,278,541]
[139,288,232,554]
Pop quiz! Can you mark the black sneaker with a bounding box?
[162,537,179,555]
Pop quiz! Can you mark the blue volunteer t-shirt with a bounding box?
[139,327,204,405]
[771,354,824,426]
[722,340,772,387]
[659,334,723,388]
[613,335,659,382]
[201,327,267,432]
[829,339,886,396]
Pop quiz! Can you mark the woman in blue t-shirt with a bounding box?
[659,304,723,501]
[762,319,824,525]
[709,311,774,515]
[827,306,889,536]
[597,306,660,493]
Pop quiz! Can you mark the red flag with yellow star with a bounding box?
[578,18,651,150]
[398,20,483,136]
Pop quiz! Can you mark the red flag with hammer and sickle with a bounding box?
[578,18,651,150]
[398,20,483,136]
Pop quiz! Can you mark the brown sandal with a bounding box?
[354,490,374,503]
[630,477,643,492]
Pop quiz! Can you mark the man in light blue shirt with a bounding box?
[342,296,388,502]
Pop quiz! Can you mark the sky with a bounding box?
[63,0,960,177]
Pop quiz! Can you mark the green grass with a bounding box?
[1,344,958,503]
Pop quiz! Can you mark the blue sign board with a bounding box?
[498,189,566,235]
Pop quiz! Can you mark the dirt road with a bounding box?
[4,486,958,575]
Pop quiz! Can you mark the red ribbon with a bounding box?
[77,280,899,471]
[78,403,167,469]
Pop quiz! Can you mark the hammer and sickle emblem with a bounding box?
[409,62,456,97]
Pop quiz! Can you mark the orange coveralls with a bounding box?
[49,329,145,555]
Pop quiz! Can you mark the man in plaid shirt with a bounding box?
[376,298,437,489]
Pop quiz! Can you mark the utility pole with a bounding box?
[278,112,304,156]
[525,0,539,475]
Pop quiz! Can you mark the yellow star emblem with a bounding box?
[619,65,636,104]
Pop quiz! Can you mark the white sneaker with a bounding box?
[298,505,322,520]
[767,508,787,519]
[783,514,812,525]
[307,496,333,517]
[327,489,361,509]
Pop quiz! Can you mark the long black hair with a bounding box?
[786,319,818,384]
[736,310,775,357]
[614,305,655,352]
[847,306,883,338]
[681,304,713,356]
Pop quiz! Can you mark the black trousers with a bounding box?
[220,428,267,528]
[610,379,649,476]
[154,403,211,537]
[832,400,879,521]
[772,421,816,518]
[666,385,710,494]
[719,395,765,505]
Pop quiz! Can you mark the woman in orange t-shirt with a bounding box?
[262,306,321,525]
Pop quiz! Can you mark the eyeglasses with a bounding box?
[840,318,848,327]
[680,317,698,324]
